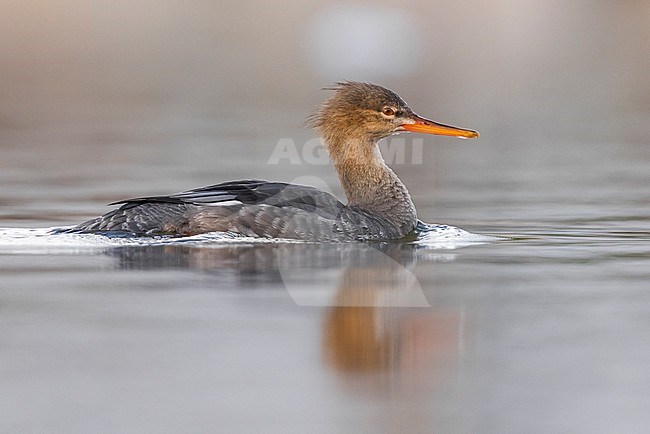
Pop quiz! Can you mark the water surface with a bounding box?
[1,115,650,432]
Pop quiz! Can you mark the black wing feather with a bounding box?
[110,179,346,218]
[111,180,274,206]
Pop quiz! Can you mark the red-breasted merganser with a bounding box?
[64,82,478,241]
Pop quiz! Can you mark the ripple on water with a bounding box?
[0,223,502,254]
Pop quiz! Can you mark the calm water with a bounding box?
[1,111,650,433]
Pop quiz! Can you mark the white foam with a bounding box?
[414,224,505,248]
[0,224,504,254]
[0,227,286,254]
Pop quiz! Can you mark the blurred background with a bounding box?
[1,0,649,230]
[3,1,649,159]
[3,0,649,137]
[2,0,649,226]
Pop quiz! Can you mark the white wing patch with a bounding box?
[202,200,243,207]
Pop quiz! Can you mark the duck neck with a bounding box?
[327,134,417,231]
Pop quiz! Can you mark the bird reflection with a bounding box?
[322,249,462,396]
[108,241,464,394]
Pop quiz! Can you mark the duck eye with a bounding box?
[381,107,396,117]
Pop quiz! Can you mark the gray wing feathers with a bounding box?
[64,180,406,240]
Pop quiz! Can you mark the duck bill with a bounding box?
[402,115,479,139]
